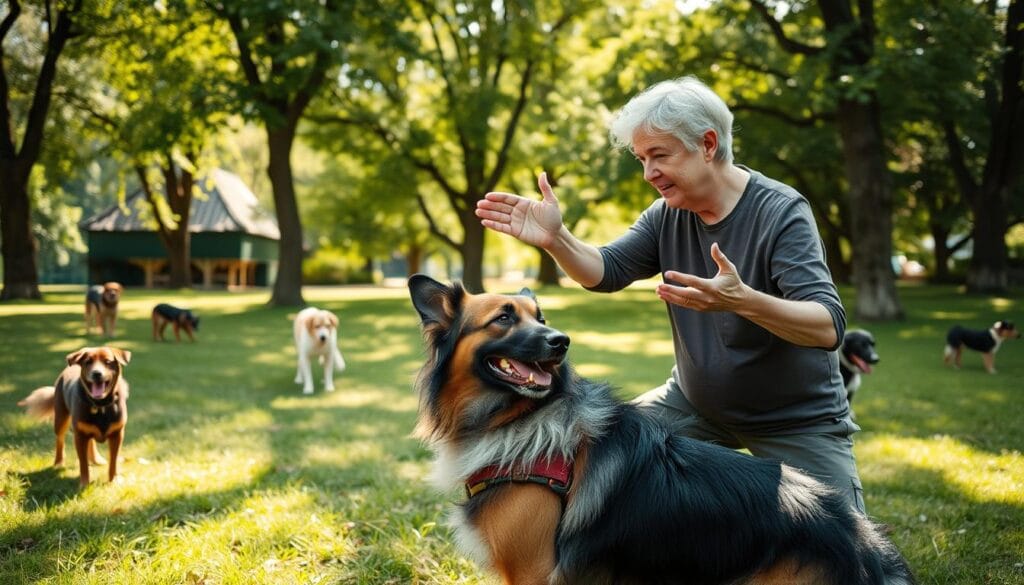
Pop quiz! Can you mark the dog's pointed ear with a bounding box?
[409,274,462,329]
[111,348,131,366]
[66,348,91,366]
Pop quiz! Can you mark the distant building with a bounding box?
[80,169,279,288]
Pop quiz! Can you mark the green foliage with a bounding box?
[302,247,373,285]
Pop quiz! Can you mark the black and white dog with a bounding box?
[944,320,1020,374]
[838,329,879,403]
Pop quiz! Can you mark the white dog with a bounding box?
[293,307,346,394]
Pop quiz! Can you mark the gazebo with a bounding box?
[80,169,280,288]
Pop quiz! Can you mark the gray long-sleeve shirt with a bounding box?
[588,168,849,434]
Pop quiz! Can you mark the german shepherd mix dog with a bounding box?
[838,330,879,403]
[152,303,200,342]
[408,275,914,585]
[18,347,132,487]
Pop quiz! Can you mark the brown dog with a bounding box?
[18,347,132,487]
[85,282,123,337]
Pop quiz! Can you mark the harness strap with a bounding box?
[465,454,572,499]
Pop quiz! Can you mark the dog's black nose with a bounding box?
[89,370,104,380]
[546,332,570,351]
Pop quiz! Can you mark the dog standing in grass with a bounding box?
[293,307,346,394]
[17,347,132,487]
[943,320,1020,374]
[152,303,200,342]
[84,282,123,337]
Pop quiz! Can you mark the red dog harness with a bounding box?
[465,454,573,499]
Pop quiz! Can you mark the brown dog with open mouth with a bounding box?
[18,347,132,487]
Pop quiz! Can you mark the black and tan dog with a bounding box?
[18,347,132,487]
[944,320,1020,374]
[408,275,914,585]
[839,329,879,403]
[85,282,123,337]
[152,303,200,342]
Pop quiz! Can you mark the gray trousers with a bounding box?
[633,380,866,514]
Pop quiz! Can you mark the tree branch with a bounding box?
[748,0,824,56]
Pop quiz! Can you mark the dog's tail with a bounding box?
[17,386,57,420]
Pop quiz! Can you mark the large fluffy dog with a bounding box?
[409,275,914,585]
[293,307,346,394]
[84,282,123,337]
[839,329,879,403]
[18,347,132,487]
[943,320,1020,374]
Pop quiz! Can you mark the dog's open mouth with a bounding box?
[89,380,109,399]
[487,356,558,391]
[851,355,873,374]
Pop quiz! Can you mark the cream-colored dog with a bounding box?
[293,307,346,394]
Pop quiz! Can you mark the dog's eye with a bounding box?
[492,314,513,326]
[106,360,116,366]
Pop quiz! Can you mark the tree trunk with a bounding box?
[966,186,1008,292]
[166,227,191,288]
[929,223,954,283]
[836,99,904,320]
[0,164,41,300]
[460,213,485,293]
[536,246,561,286]
[266,124,305,306]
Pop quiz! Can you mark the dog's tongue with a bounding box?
[507,358,553,386]
[90,381,107,398]
[852,355,872,374]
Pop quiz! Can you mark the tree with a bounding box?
[207,0,356,305]
[745,0,903,320]
[322,0,597,293]
[0,0,82,300]
[944,0,1024,293]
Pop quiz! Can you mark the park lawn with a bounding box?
[0,282,1021,584]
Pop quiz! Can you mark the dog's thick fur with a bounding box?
[293,307,346,394]
[152,303,200,342]
[409,275,914,585]
[943,320,1020,374]
[839,329,879,403]
[17,347,132,487]
[85,282,123,337]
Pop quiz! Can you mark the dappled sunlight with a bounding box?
[304,441,387,468]
[570,330,674,357]
[146,489,353,582]
[857,433,1024,505]
[271,388,418,413]
[575,363,616,378]
[349,338,418,363]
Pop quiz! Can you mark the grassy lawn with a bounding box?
[1,281,1022,584]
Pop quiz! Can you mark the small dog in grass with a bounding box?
[17,347,132,487]
[84,282,123,337]
[943,320,1020,374]
[293,307,346,394]
[838,329,879,403]
[151,303,200,342]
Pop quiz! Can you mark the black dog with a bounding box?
[409,275,914,585]
[838,329,879,403]
[944,320,1020,374]
[151,303,200,342]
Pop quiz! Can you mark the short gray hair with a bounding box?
[609,76,735,164]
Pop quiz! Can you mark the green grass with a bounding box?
[1,282,1022,584]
